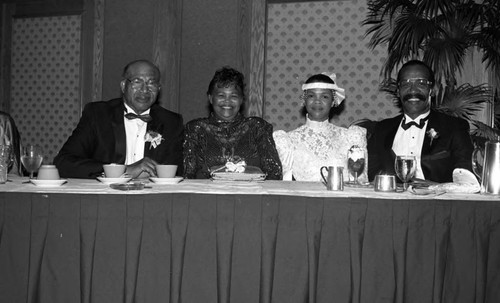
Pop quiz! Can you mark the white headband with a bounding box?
[302,72,346,105]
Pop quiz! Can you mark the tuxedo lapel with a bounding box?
[111,101,126,163]
[421,111,438,155]
[385,115,403,150]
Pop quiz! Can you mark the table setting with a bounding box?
[0,141,497,200]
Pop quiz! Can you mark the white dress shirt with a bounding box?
[392,111,430,179]
[123,103,149,165]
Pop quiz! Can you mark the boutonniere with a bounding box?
[426,128,439,146]
[144,131,164,149]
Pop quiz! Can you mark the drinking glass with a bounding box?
[347,145,366,185]
[394,155,416,191]
[21,145,43,179]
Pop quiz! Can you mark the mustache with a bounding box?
[402,93,427,102]
[135,92,152,98]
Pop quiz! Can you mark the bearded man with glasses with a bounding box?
[367,60,474,183]
[54,59,184,178]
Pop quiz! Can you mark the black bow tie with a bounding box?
[124,112,152,123]
[401,116,428,130]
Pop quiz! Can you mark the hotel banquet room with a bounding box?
[0,0,499,302]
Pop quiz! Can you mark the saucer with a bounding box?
[97,177,132,184]
[30,179,68,187]
[149,177,183,184]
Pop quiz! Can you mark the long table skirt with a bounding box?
[0,192,499,303]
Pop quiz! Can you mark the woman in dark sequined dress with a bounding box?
[183,67,282,179]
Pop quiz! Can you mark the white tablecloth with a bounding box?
[1,175,498,201]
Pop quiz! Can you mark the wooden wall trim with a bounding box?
[152,0,182,112]
[238,0,266,117]
[237,0,250,85]
[91,0,104,102]
[0,4,14,112]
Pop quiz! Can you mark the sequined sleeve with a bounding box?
[183,119,205,179]
[253,119,283,180]
[0,113,22,175]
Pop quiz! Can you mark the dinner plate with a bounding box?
[149,177,183,184]
[30,179,68,187]
[97,177,132,184]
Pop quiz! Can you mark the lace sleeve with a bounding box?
[256,121,283,180]
[273,130,294,180]
[347,125,369,182]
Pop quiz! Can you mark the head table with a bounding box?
[0,175,499,303]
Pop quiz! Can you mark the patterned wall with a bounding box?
[10,15,81,164]
[265,0,395,131]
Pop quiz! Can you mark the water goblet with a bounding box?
[347,145,366,185]
[21,145,43,179]
[394,155,416,191]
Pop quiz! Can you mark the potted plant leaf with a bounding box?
[362,0,500,143]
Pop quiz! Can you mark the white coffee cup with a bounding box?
[103,163,126,178]
[37,165,60,180]
[156,164,178,178]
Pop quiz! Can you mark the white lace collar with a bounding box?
[305,115,330,130]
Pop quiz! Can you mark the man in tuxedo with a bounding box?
[54,60,183,178]
[368,60,474,183]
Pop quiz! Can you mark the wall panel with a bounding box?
[179,0,238,123]
[264,0,391,131]
[10,15,81,163]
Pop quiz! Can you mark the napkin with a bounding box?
[428,168,480,194]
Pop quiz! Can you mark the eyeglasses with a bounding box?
[126,78,160,90]
[398,78,433,90]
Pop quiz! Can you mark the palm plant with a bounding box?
[363,0,500,140]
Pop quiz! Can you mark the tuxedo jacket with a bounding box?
[367,110,473,183]
[54,98,184,178]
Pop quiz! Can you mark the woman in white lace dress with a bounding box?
[273,73,367,182]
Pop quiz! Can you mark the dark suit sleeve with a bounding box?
[368,122,383,181]
[450,118,474,172]
[160,113,184,175]
[54,104,106,178]
[256,120,282,180]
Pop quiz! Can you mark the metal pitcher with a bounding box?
[320,166,344,191]
[472,140,500,195]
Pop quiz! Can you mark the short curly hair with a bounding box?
[207,66,245,99]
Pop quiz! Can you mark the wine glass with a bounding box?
[394,155,416,191]
[347,145,366,185]
[21,145,43,179]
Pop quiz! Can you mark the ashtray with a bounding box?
[109,182,150,191]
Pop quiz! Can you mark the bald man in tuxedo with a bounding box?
[54,60,183,178]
